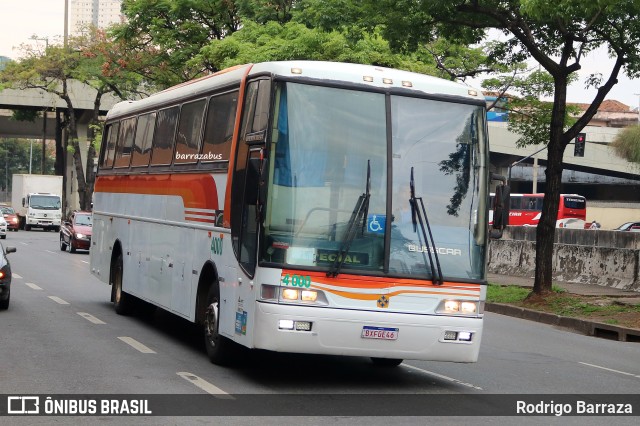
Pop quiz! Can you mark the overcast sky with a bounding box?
[1,0,639,110]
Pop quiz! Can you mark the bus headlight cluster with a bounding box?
[261,285,328,305]
[436,300,480,315]
[443,330,473,342]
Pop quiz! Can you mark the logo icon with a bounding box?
[7,396,40,414]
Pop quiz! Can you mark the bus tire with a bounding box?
[370,357,403,367]
[111,252,132,315]
[203,283,235,365]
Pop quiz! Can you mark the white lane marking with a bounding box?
[13,273,23,279]
[77,312,106,324]
[81,260,89,264]
[579,362,640,378]
[403,364,484,390]
[45,250,56,254]
[48,296,70,305]
[25,282,43,290]
[177,372,234,399]
[118,337,156,354]
[20,242,28,246]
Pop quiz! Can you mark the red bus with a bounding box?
[490,193,587,227]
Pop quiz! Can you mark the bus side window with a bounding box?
[150,106,180,166]
[113,117,136,168]
[175,99,206,164]
[201,90,238,163]
[509,197,521,210]
[131,112,156,167]
[101,122,120,170]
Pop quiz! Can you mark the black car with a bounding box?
[0,243,16,309]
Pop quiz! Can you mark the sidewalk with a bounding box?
[485,273,640,342]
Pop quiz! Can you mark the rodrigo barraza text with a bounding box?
[516,400,632,416]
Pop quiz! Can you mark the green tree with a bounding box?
[365,0,640,295]
[0,28,142,212]
[612,125,640,163]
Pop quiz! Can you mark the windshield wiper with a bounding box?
[409,167,443,285]
[326,160,371,278]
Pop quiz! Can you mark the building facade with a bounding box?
[69,0,124,35]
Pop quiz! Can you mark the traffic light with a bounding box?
[574,133,586,157]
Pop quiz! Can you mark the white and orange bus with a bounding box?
[90,61,493,366]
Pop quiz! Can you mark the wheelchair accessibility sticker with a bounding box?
[367,214,386,234]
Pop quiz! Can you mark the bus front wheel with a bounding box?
[111,252,133,315]
[203,284,235,365]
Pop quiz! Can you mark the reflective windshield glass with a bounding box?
[261,82,488,281]
[389,97,487,280]
[263,83,387,273]
[30,195,61,210]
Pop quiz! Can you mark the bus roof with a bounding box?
[106,61,485,120]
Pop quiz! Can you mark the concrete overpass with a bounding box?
[0,81,120,212]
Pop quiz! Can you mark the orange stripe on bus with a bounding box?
[281,269,481,292]
[95,174,220,210]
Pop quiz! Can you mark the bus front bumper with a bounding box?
[253,302,482,363]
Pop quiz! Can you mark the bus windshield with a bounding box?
[261,82,488,281]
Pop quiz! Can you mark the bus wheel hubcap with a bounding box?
[205,302,219,345]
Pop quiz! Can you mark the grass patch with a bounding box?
[486,284,530,303]
[487,283,640,329]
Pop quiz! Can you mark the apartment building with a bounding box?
[69,0,124,35]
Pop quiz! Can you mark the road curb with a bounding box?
[485,302,640,342]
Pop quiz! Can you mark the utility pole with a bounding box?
[32,35,49,174]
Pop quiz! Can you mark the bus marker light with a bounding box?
[363,76,374,82]
[291,68,303,74]
[382,78,393,85]
[279,320,294,330]
[402,81,413,87]
[261,285,277,301]
[301,290,317,302]
[282,289,299,300]
[458,332,472,341]
[295,321,312,331]
[444,331,457,340]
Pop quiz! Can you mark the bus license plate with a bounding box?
[361,326,398,340]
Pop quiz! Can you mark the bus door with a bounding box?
[228,78,271,342]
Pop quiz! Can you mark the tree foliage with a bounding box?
[612,125,640,163]
[0,27,143,212]
[364,0,640,295]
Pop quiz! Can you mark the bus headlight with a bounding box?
[436,299,480,315]
[260,285,328,305]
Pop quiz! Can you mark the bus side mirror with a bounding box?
[490,174,510,239]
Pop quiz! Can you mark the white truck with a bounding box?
[11,174,63,231]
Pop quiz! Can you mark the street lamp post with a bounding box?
[31,35,49,175]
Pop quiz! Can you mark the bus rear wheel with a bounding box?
[370,357,403,367]
[111,252,133,315]
[203,284,235,365]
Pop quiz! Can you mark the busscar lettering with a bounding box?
[407,245,462,256]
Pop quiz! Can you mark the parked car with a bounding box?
[614,221,640,232]
[60,211,93,253]
[0,216,7,239]
[0,206,19,231]
[0,243,17,309]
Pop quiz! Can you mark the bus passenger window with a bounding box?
[101,122,120,169]
[114,117,136,168]
[131,112,156,167]
[175,99,206,164]
[150,106,179,166]
[201,90,238,163]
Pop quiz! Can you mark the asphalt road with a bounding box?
[1,230,639,425]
